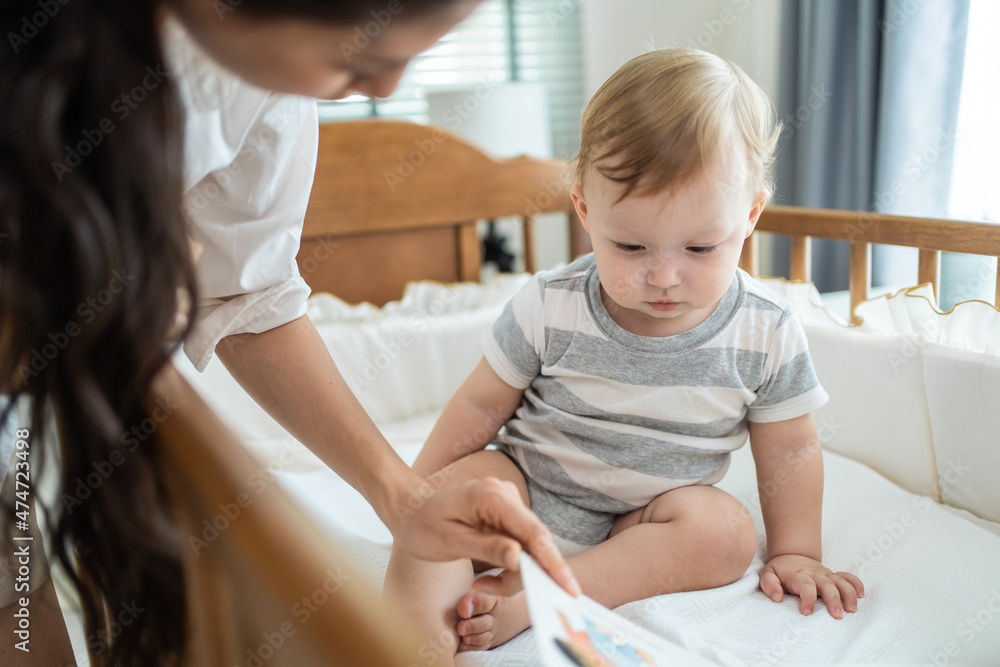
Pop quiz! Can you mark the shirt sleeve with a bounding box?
[747,308,829,423]
[163,15,319,371]
[481,273,546,389]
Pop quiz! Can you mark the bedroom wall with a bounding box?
[580,0,782,99]
[578,0,784,273]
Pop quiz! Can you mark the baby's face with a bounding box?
[571,163,766,338]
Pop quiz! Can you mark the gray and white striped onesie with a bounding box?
[482,254,828,555]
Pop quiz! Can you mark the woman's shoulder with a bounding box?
[161,14,317,191]
[161,14,245,114]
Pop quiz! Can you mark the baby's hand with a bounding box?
[759,554,864,619]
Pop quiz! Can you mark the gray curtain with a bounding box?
[773,0,970,297]
[773,0,884,293]
[872,0,970,307]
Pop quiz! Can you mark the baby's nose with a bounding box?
[646,256,681,288]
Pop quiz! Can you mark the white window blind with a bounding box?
[318,0,585,160]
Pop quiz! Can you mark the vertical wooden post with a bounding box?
[522,216,536,274]
[849,242,872,324]
[995,257,1000,309]
[918,249,941,306]
[456,222,481,282]
[568,208,591,259]
[740,234,759,276]
[790,236,812,282]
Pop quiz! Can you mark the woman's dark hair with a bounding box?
[2,0,192,663]
[0,0,466,663]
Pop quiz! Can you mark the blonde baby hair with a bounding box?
[572,48,781,203]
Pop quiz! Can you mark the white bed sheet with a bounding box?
[264,408,1000,666]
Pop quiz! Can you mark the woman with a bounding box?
[0,0,576,663]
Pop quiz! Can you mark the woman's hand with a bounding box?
[392,476,581,597]
[759,553,864,619]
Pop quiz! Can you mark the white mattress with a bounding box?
[267,409,1000,666]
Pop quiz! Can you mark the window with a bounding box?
[948,0,1000,224]
[940,0,999,307]
[318,0,586,160]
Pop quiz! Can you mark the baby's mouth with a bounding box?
[649,301,679,312]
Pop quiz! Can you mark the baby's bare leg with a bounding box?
[457,485,756,651]
[577,484,757,603]
[382,450,529,667]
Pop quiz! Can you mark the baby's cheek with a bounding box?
[709,270,736,301]
[613,273,643,301]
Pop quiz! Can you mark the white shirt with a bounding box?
[161,16,319,371]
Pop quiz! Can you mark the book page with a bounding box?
[520,553,717,667]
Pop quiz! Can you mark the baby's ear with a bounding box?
[746,189,769,237]
[570,184,590,233]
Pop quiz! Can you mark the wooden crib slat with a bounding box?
[918,249,940,303]
[569,207,592,259]
[849,242,872,324]
[456,222,481,282]
[740,234,759,276]
[996,257,1000,308]
[522,216,536,274]
[790,236,812,281]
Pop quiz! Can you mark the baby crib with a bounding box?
[99,120,1000,665]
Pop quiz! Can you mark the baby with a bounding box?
[384,48,864,661]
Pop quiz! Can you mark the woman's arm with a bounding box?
[215,316,578,593]
[411,356,524,479]
[216,315,413,528]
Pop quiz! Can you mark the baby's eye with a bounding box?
[614,242,644,252]
[687,246,717,255]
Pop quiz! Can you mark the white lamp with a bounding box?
[427,81,552,158]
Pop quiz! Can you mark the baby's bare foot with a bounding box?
[454,589,531,651]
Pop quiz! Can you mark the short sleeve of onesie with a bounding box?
[481,273,547,389]
[161,15,320,371]
[747,307,828,423]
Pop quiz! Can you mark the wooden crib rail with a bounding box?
[745,205,1000,323]
[144,364,422,667]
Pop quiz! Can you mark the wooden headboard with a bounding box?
[298,119,1000,321]
[298,119,585,306]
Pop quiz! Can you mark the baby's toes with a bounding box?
[457,614,493,638]
[457,590,498,619]
[458,631,494,651]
